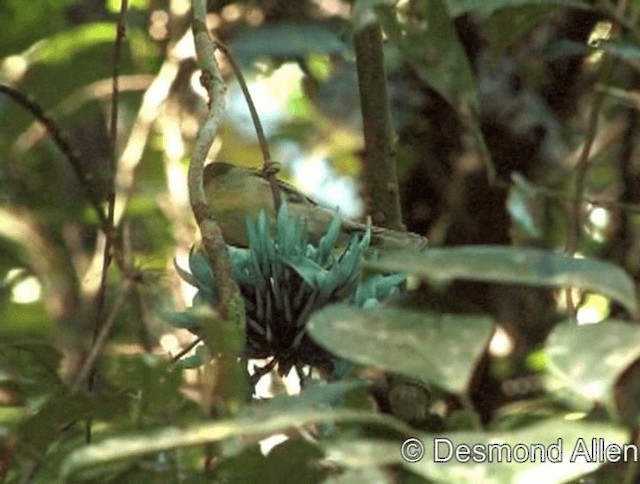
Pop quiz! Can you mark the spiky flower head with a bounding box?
[170,203,404,378]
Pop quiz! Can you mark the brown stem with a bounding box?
[191,0,247,415]
[354,22,404,231]
[86,0,129,443]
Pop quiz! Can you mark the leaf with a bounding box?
[445,0,591,17]
[545,321,640,412]
[366,246,638,314]
[0,342,62,395]
[380,0,496,181]
[59,408,412,480]
[483,5,561,55]
[351,0,396,30]
[228,23,349,64]
[307,304,495,394]
[507,173,543,240]
[215,439,327,484]
[402,0,479,111]
[243,380,370,416]
[601,39,640,61]
[323,418,626,483]
[23,23,117,65]
[17,392,129,458]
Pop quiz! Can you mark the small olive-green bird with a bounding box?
[203,162,428,249]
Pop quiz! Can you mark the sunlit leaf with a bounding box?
[323,418,626,483]
[366,246,638,314]
[545,321,640,412]
[23,23,117,65]
[307,304,494,394]
[60,408,411,480]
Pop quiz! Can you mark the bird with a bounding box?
[202,162,428,250]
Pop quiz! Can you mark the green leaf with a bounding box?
[507,173,543,240]
[307,304,494,394]
[545,321,640,412]
[243,380,370,416]
[351,0,396,30]
[229,24,349,64]
[482,5,561,55]
[445,0,591,17]
[59,408,412,481]
[380,0,496,181]
[17,392,129,458]
[402,0,479,111]
[158,308,200,330]
[215,439,327,484]
[601,39,640,61]
[323,418,626,483]
[366,246,638,314]
[0,342,62,396]
[23,23,117,65]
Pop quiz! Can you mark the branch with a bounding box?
[190,0,247,414]
[86,0,129,443]
[0,84,108,227]
[354,22,404,231]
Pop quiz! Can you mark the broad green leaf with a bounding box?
[366,246,638,314]
[482,5,560,55]
[545,321,640,412]
[22,23,116,65]
[380,0,496,181]
[229,24,349,64]
[323,418,626,483]
[243,380,370,416]
[307,304,495,394]
[602,39,640,61]
[60,408,412,480]
[445,0,590,17]
[403,0,478,111]
[17,392,129,458]
[215,439,327,484]
[103,354,183,415]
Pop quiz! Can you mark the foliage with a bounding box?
[2,0,640,483]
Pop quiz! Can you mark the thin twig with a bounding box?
[171,336,203,362]
[86,0,129,443]
[72,281,132,392]
[0,84,108,227]
[564,6,620,317]
[212,39,282,211]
